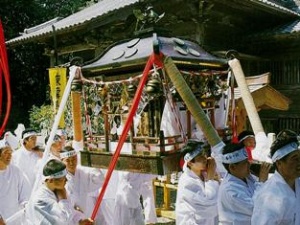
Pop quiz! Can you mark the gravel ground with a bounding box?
[155,217,175,225]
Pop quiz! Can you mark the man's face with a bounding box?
[51,141,63,157]
[230,159,250,179]
[62,155,77,174]
[243,137,256,148]
[277,150,300,180]
[0,147,13,166]
[188,154,208,175]
[25,135,37,149]
[50,176,67,190]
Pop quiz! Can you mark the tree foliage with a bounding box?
[0,0,89,131]
[29,104,54,132]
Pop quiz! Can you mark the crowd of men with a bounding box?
[176,129,300,225]
[0,127,299,225]
[0,128,158,225]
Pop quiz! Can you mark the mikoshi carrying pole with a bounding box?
[164,56,222,147]
[31,66,77,194]
[164,56,226,174]
[228,57,270,162]
[228,58,264,134]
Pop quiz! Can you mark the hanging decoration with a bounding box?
[74,67,228,140]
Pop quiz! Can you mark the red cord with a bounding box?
[230,74,238,144]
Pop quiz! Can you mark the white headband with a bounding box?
[60,150,77,159]
[56,129,67,136]
[23,131,37,139]
[43,169,67,180]
[239,135,255,143]
[223,148,248,164]
[184,146,203,162]
[271,142,299,162]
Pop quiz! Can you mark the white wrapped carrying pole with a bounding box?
[228,58,270,162]
[31,65,77,194]
[228,58,264,134]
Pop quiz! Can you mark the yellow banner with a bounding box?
[49,68,67,128]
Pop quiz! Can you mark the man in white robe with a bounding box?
[25,158,94,225]
[252,129,300,225]
[33,134,64,190]
[86,170,119,225]
[140,174,158,225]
[218,143,271,225]
[43,134,64,161]
[113,171,146,225]
[176,140,219,225]
[12,129,42,191]
[60,147,104,215]
[0,139,30,221]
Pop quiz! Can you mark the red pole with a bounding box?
[0,21,11,137]
[90,52,163,220]
[0,68,2,116]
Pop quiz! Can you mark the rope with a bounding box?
[162,69,187,143]
[80,69,227,86]
[230,71,238,143]
[82,87,93,139]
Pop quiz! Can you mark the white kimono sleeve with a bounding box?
[181,180,219,217]
[27,198,73,225]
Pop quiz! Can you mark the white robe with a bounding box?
[251,171,300,225]
[139,174,157,224]
[218,173,261,225]
[86,170,119,225]
[113,171,145,225]
[12,146,40,190]
[25,185,73,225]
[65,165,104,215]
[175,168,219,225]
[0,165,30,220]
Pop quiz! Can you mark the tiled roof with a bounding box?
[7,0,139,45]
[271,19,300,34]
[6,0,300,46]
[257,0,300,15]
[250,19,300,38]
[265,0,300,12]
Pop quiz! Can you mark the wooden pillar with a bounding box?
[71,76,83,148]
[163,175,171,210]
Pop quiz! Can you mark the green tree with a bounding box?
[0,0,89,131]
